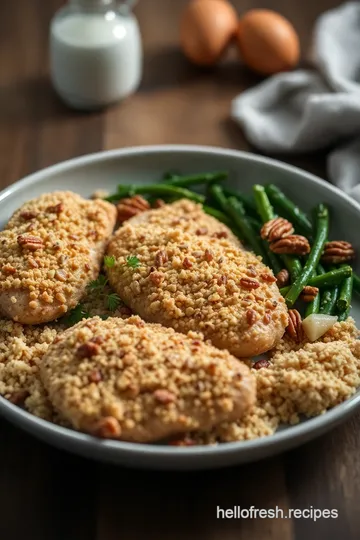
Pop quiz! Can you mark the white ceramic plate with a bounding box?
[1,145,360,470]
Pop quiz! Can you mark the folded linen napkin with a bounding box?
[231,1,360,202]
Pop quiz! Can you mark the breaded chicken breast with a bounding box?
[0,192,116,324]
[40,316,256,442]
[106,225,288,357]
[128,199,241,246]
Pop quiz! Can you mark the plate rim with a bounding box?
[1,143,360,463]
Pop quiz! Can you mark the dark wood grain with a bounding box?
[1,1,359,539]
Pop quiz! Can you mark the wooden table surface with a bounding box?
[1,0,359,539]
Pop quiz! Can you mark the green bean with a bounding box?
[202,205,232,226]
[285,204,329,307]
[265,184,313,236]
[353,273,360,295]
[307,266,352,288]
[338,307,350,322]
[163,171,228,187]
[253,184,274,222]
[226,197,268,260]
[223,188,258,217]
[319,287,339,315]
[208,184,229,213]
[109,184,205,204]
[282,256,302,282]
[261,240,282,274]
[280,267,352,296]
[337,265,354,313]
[305,267,325,317]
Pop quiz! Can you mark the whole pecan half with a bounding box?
[240,278,260,290]
[20,211,38,220]
[17,235,44,251]
[321,241,355,264]
[261,217,294,242]
[117,195,150,223]
[286,309,304,343]
[270,235,310,255]
[276,268,290,287]
[300,285,319,302]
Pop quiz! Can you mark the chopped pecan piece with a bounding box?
[2,264,17,275]
[8,390,29,405]
[76,342,100,358]
[204,249,214,262]
[213,231,228,239]
[168,437,196,447]
[276,268,290,287]
[153,389,176,404]
[20,211,38,220]
[261,272,276,283]
[117,195,150,223]
[321,241,355,264]
[155,250,168,267]
[183,257,193,269]
[89,370,102,383]
[46,203,64,214]
[217,275,227,286]
[246,309,258,325]
[93,416,121,438]
[153,199,166,208]
[196,227,208,236]
[286,309,304,343]
[270,235,310,255]
[253,359,270,370]
[263,312,271,324]
[240,278,260,290]
[17,235,44,251]
[300,286,319,302]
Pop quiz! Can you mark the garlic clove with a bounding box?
[302,314,338,342]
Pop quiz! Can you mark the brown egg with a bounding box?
[180,0,238,66]
[236,9,300,75]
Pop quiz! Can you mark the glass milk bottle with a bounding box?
[50,0,142,109]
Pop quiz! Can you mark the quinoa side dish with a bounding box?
[1,172,360,446]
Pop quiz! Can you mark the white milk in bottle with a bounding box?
[50,0,142,109]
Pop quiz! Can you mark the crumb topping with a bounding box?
[40,316,255,442]
[107,225,288,357]
[127,199,241,246]
[0,192,116,323]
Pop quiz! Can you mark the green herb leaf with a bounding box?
[126,255,141,269]
[104,255,116,268]
[88,275,108,291]
[64,304,91,327]
[106,293,122,312]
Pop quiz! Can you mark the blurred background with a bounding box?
[1,0,343,189]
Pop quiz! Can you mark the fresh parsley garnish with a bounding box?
[126,255,141,269]
[104,255,116,268]
[64,304,91,327]
[106,293,122,312]
[88,274,108,291]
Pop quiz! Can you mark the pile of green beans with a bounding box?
[106,172,358,321]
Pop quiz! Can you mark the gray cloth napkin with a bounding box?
[231,1,360,202]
